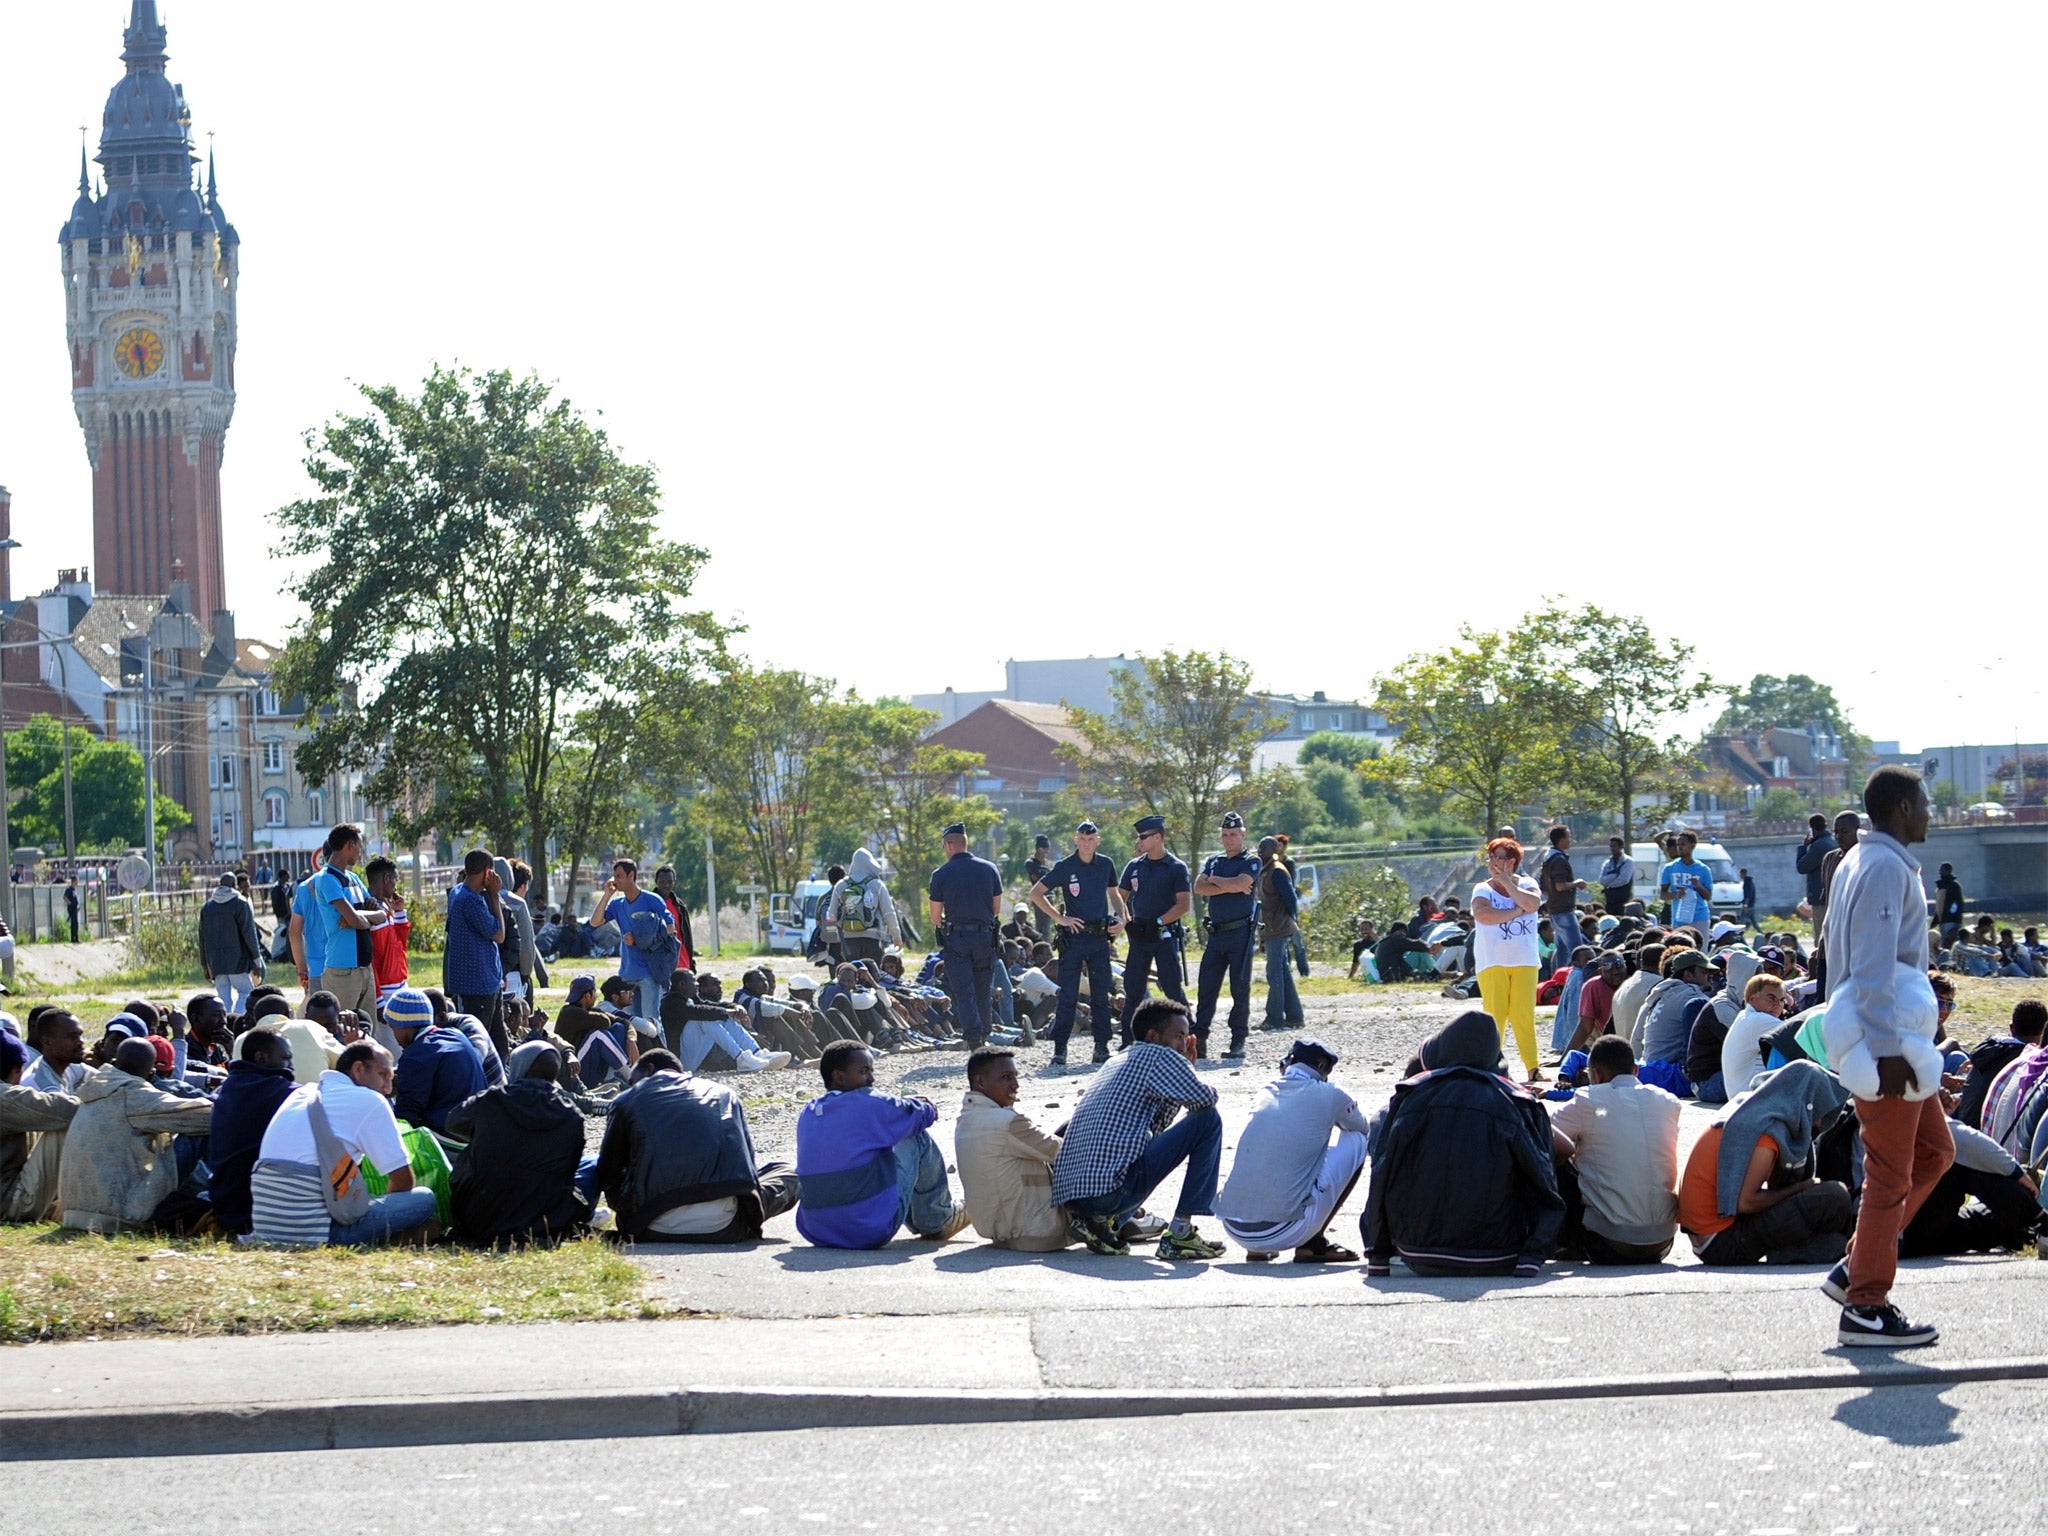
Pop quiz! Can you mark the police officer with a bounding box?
[1193,811,1260,1059]
[1027,820,1127,1070]
[1118,814,1191,1046]
[927,823,1005,1049]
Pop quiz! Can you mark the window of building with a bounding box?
[218,695,235,730]
[222,811,237,847]
[1299,712,1314,732]
[308,792,324,826]
[207,701,218,732]
[262,739,284,774]
[258,688,280,716]
[210,812,221,842]
[219,756,235,789]
[207,756,219,789]
[263,793,286,828]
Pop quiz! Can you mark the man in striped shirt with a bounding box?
[1050,999,1224,1259]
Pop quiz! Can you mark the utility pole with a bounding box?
[141,630,157,885]
[704,827,720,958]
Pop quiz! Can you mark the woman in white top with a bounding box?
[1472,836,1546,1082]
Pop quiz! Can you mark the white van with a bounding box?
[1632,839,1745,917]
[767,878,836,953]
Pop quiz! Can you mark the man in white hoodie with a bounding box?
[1214,1038,1371,1263]
[1820,766,1953,1348]
[830,849,903,966]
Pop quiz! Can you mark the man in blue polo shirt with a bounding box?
[1659,831,1714,935]
[289,851,328,1003]
[1193,812,1260,1059]
[443,851,509,1055]
[1028,821,1128,1071]
[1118,814,1191,1048]
[588,858,676,1025]
[927,824,1005,1049]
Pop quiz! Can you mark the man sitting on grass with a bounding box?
[60,1038,215,1235]
[386,987,486,1138]
[0,1026,76,1223]
[1050,998,1225,1260]
[955,1046,1068,1251]
[445,1042,593,1247]
[596,1049,799,1243]
[1215,1037,1369,1264]
[250,1041,441,1247]
[205,1027,301,1238]
[795,1040,968,1248]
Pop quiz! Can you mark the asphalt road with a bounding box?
[10,1380,2039,1535]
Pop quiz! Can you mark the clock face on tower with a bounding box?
[114,327,165,379]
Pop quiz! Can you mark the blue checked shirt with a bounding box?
[1050,1042,1218,1206]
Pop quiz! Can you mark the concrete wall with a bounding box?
[1720,825,2048,917]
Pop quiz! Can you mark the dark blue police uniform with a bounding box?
[928,846,1005,1047]
[1118,850,1190,1044]
[1195,841,1261,1055]
[1036,849,1119,1059]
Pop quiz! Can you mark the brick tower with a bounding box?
[60,1,239,617]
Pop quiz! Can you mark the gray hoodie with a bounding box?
[1818,830,1929,1059]
[58,1063,212,1233]
[830,849,903,947]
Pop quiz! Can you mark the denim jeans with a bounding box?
[215,972,255,1015]
[988,959,1016,1029]
[1550,909,1585,960]
[1065,1106,1223,1222]
[1289,931,1309,978]
[893,1130,959,1238]
[678,1015,759,1071]
[330,1188,439,1246]
[1550,966,1585,1052]
[1264,938,1303,1026]
[634,976,670,1024]
[573,1155,600,1208]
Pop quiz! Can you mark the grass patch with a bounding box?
[0,1226,660,1343]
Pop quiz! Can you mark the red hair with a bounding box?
[1487,836,1523,864]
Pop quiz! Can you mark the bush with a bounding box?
[405,894,446,955]
[137,913,198,972]
[1303,865,1413,964]
[1400,813,1481,846]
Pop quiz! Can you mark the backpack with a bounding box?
[837,880,878,936]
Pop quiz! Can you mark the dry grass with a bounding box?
[0,1226,659,1344]
[1944,973,2048,1034]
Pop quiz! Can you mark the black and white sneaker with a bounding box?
[1838,1303,1938,1349]
[1820,1260,1851,1305]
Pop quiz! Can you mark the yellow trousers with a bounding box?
[1478,965,1540,1078]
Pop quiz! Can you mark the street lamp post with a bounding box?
[0,536,19,974]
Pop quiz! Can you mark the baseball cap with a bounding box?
[1284,1037,1339,1076]
[567,975,596,1003]
[1710,921,1743,943]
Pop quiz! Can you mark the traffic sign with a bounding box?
[116,854,153,893]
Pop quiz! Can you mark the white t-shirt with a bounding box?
[647,1197,740,1235]
[258,1071,409,1173]
[1471,877,1542,972]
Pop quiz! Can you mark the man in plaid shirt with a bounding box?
[1051,998,1226,1259]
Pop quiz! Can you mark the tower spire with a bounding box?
[206,137,218,206]
[78,129,90,194]
[122,1,168,69]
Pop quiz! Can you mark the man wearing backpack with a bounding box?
[830,849,904,966]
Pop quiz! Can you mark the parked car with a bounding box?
[767,878,836,953]
[1632,838,1745,916]
[1967,801,2014,820]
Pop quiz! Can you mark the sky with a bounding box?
[3,2,2044,753]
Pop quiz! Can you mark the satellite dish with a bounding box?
[117,855,154,893]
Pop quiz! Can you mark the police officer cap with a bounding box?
[1219,811,1245,830]
[1284,1037,1340,1076]
[1134,814,1166,836]
[1076,820,1099,835]
[941,823,968,839]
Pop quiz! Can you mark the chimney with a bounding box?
[211,608,235,656]
[0,485,11,603]
[168,555,191,615]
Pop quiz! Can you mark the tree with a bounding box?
[1062,650,1281,869]
[1718,672,1873,780]
[864,705,1003,886]
[1369,626,1563,839]
[692,667,873,899]
[1303,758,1369,831]
[271,366,725,898]
[1749,786,1810,824]
[2,715,188,852]
[1525,605,1720,845]
[1298,731,1381,770]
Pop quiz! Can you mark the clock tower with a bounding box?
[61,1,239,618]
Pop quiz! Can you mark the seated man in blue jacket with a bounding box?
[795,1040,969,1248]
[386,986,486,1138]
[595,1049,797,1242]
[204,1026,301,1237]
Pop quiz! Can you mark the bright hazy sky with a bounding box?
[3,3,2042,752]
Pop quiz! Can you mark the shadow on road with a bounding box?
[1831,1381,1963,1445]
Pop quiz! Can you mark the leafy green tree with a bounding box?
[1717,671,1873,780]
[1300,865,1413,968]
[1370,625,1563,840]
[863,705,1003,888]
[1525,604,1720,845]
[1298,731,1381,771]
[691,667,873,898]
[1063,650,1282,869]
[271,366,725,897]
[1304,758,1369,830]
[1243,765,1334,844]
[1749,786,1810,823]
[3,715,188,852]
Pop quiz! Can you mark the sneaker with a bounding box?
[1837,1303,1939,1348]
[1820,1260,1851,1305]
[1156,1225,1226,1261]
[918,1206,974,1242]
[1091,1045,1112,1065]
[1065,1209,1129,1256]
[1118,1210,1168,1242]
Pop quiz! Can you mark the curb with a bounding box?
[8,1358,2048,1461]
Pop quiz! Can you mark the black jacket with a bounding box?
[206,1060,299,1236]
[1795,832,1837,907]
[593,1071,766,1240]
[446,1078,591,1247]
[1363,1065,1562,1275]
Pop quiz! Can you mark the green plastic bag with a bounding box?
[362,1120,454,1226]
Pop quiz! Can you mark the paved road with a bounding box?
[8,1380,2039,1535]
